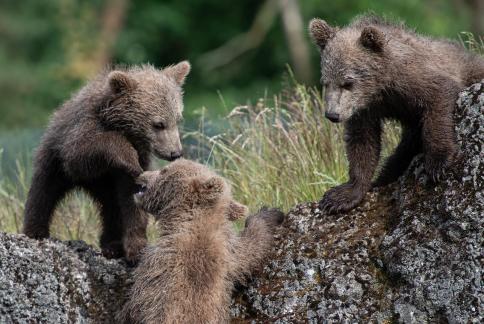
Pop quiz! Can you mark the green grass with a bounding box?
[460,32,484,55]
[190,82,346,211]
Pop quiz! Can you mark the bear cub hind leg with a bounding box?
[23,157,72,239]
[422,90,459,182]
[373,127,422,188]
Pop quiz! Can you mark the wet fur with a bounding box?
[121,160,284,323]
[309,14,484,213]
[23,62,190,263]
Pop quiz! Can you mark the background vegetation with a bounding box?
[0,0,482,244]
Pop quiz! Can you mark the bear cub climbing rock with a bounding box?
[23,62,191,263]
[309,14,484,213]
[121,159,284,323]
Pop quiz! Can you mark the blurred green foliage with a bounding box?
[0,0,476,129]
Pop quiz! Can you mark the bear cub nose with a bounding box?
[169,151,183,161]
[325,111,340,123]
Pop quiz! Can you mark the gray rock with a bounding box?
[380,79,484,324]
[0,82,482,323]
[0,234,130,323]
[230,187,398,323]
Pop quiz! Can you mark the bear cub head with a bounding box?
[133,159,245,221]
[309,17,388,123]
[100,61,191,161]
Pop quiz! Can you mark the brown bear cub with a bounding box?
[309,14,484,213]
[23,61,191,262]
[121,159,284,324]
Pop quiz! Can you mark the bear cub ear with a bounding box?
[309,18,336,49]
[190,176,225,202]
[360,26,385,52]
[163,60,191,86]
[108,71,137,94]
[226,200,248,221]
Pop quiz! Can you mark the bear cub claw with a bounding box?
[319,183,365,214]
[424,152,454,183]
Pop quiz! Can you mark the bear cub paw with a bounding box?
[259,207,285,227]
[101,241,125,259]
[319,183,365,214]
[123,238,148,266]
[23,226,50,240]
[246,207,285,229]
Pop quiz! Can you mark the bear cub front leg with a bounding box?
[319,115,381,214]
[245,207,285,229]
[116,174,148,265]
[230,207,285,279]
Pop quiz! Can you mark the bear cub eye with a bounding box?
[341,80,354,90]
[134,183,147,195]
[153,121,166,130]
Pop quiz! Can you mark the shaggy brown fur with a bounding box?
[309,14,484,213]
[121,159,284,324]
[23,61,191,263]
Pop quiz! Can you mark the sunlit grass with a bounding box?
[460,32,484,55]
[190,82,344,211]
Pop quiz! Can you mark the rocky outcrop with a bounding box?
[230,189,398,323]
[0,82,482,323]
[230,82,483,323]
[379,82,483,323]
[0,235,129,323]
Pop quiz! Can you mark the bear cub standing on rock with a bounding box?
[121,159,284,324]
[23,61,191,263]
[309,15,484,213]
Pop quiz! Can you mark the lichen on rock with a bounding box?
[0,234,130,323]
[380,80,483,323]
